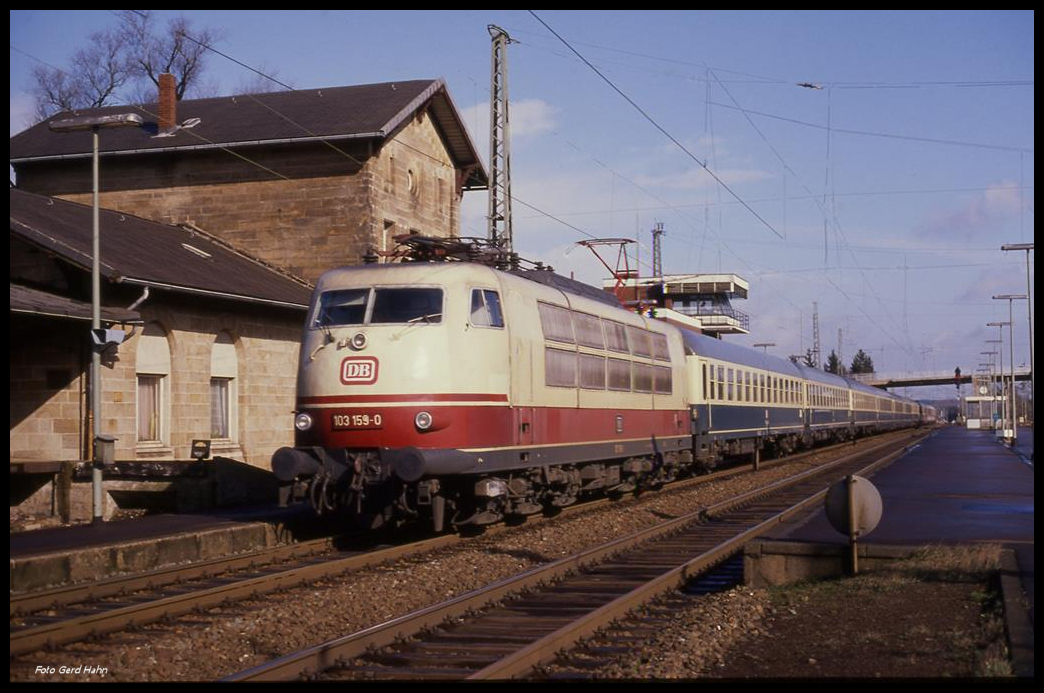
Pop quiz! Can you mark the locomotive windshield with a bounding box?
[312,287,443,328]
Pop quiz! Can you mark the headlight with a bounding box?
[349,332,368,350]
[415,411,433,430]
[294,412,313,431]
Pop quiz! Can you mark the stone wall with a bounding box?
[9,294,303,471]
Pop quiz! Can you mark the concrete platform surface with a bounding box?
[9,504,323,593]
[774,424,1034,664]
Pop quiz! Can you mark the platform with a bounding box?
[9,503,322,593]
[771,424,1034,674]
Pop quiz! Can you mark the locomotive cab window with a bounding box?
[470,289,504,328]
[312,287,444,327]
[313,288,368,328]
[371,288,443,324]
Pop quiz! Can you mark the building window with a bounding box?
[210,378,232,439]
[136,323,171,447]
[137,375,162,441]
[211,332,238,442]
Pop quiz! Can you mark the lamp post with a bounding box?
[987,321,1013,442]
[753,343,776,353]
[49,112,144,524]
[981,350,999,428]
[994,295,1027,442]
[1001,244,1033,422]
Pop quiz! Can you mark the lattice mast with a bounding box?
[487,25,517,252]
[651,222,666,278]
[812,301,822,368]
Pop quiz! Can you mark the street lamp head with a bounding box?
[49,113,144,133]
[1001,243,1033,251]
[992,294,1028,300]
[987,322,1011,327]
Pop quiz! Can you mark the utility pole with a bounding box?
[651,222,666,278]
[487,25,516,252]
[1001,243,1033,424]
[812,301,821,369]
[837,328,844,375]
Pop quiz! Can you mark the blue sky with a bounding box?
[10,10,1035,397]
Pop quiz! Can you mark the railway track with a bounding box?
[228,429,930,681]
[9,430,920,664]
[9,532,457,657]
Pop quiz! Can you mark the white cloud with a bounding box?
[915,181,1024,240]
[461,98,559,162]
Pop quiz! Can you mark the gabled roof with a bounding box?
[10,79,488,189]
[10,188,312,309]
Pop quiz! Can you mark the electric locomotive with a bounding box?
[274,260,691,531]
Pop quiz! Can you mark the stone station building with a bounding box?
[9,78,487,521]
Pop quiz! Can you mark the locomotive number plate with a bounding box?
[332,413,384,430]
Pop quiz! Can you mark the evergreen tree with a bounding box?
[825,350,842,374]
[850,349,875,374]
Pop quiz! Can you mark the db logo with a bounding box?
[340,357,379,385]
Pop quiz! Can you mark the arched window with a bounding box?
[210,332,238,441]
[136,323,171,444]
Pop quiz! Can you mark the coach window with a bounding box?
[538,302,575,343]
[579,353,606,389]
[651,333,670,361]
[604,320,629,353]
[470,289,504,328]
[653,365,672,395]
[633,363,654,393]
[627,326,652,358]
[608,358,631,391]
[574,312,604,349]
[545,347,577,387]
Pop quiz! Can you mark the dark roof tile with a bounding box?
[10,188,312,308]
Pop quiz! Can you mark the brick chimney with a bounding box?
[158,73,176,131]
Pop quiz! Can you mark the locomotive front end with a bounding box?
[273,263,511,529]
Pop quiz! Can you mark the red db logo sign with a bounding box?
[340,357,379,385]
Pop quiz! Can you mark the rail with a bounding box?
[228,429,928,681]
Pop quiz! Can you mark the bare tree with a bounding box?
[31,27,132,121]
[118,11,222,103]
[27,11,222,123]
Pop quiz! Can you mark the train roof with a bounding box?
[793,362,853,388]
[680,328,912,400]
[680,329,804,378]
[508,268,622,308]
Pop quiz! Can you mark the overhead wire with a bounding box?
[527,10,784,241]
